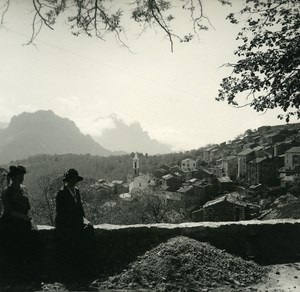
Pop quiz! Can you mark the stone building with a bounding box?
[180,158,197,171]
[237,149,255,179]
[285,147,300,171]
[203,193,248,222]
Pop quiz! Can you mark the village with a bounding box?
[84,123,300,223]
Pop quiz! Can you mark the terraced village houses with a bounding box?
[93,123,300,222]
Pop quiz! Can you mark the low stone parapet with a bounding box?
[8,220,300,279]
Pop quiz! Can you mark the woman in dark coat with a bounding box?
[55,169,96,280]
[0,165,39,281]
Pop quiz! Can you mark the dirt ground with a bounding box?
[249,262,300,292]
[2,263,300,291]
[213,262,300,292]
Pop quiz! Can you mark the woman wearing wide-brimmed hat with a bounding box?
[1,165,31,224]
[0,165,39,281]
[55,168,96,281]
[55,168,86,232]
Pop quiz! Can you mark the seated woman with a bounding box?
[55,169,96,281]
[0,165,39,281]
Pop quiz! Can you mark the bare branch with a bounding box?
[149,0,174,52]
[33,0,54,30]
[2,0,224,51]
[232,102,252,108]
[0,0,9,27]
[24,11,43,46]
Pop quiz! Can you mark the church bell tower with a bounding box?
[133,152,140,177]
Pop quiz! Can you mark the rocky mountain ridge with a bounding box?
[0,110,112,164]
[0,110,173,164]
[93,116,172,155]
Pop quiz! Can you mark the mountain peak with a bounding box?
[0,110,111,163]
[94,117,172,155]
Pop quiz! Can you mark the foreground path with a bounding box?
[250,262,300,292]
[214,262,300,292]
[2,263,300,291]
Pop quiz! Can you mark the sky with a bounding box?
[0,0,296,152]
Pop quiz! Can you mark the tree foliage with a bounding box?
[86,188,185,225]
[0,167,8,214]
[217,0,300,122]
[1,1,299,120]
[30,174,63,225]
[0,0,230,51]
[14,152,193,192]
[0,167,7,193]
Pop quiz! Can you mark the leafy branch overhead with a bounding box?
[0,0,230,51]
[1,0,299,121]
[217,0,300,122]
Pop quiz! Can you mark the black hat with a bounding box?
[63,169,83,182]
[7,165,27,177]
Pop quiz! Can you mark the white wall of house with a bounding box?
[181,158,196,171]
[285,151,300,170]
[222,157,237,179]
[237,157,247,178]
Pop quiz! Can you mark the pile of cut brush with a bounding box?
[92,236,267,291]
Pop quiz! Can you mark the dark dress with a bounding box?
[0,185,39,280]
[55,186,86,232]
[55,186,96,279]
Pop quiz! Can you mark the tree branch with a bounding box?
[0,0,9,27]
[33,0,54,30]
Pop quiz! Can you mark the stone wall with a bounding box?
[8,219,300,280]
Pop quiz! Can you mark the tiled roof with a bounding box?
[181,158,196,163]
[205,145,219,152]
[274,141,287,146]
[217,176,233,183]
[162,174,174,180]
[198,167,213,175]
[224,155,237,161]
[112,180,123,184]
[211,148,220,153]
[253,146,263,151]
[178,185,194,193]
[203,193,247,208]
[285,147,300,153]
[160,164,170,170]
[164,192,182,201]
[173,172,184,177]
[237,148,254,156]
[266,132,280,138]
[193,181,211,187]
[249,157,267,164]
[170,166,181,171]
[188,178,198,183]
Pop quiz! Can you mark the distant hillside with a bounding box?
[0,110,112,163]
[5,152,189,193]
[93,117,172,155]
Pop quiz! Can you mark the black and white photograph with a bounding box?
[0,0,299,291]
